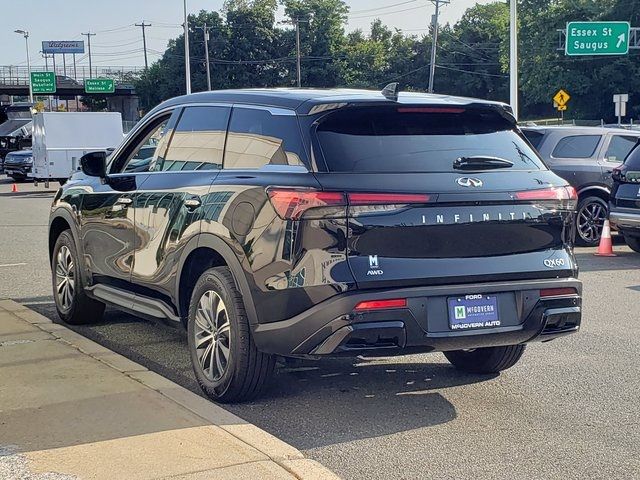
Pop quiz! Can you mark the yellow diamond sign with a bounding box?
[553,89,571,107]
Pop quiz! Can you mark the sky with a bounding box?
[2,0,496,68]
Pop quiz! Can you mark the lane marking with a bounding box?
[0,263,28,268]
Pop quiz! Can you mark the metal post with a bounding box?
[296,19,301,88]
[44,54,53,111]
[63,54,69,111]
[184,0,191,94]
[15,30,33,103]
[52,54,58,110]
[509,0,519,119]
[73,53,78,111]
[135,21,152,69]
[204,24,211,90]
[427,0,449,94]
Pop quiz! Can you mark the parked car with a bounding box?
[49,88,582,402]
[521,126,640,246]
[610,142,640,252]
[3,149,33,181]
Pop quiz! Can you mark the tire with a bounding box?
[187,266,275,403]
[624,234,640,253]
[444,345,526,374]
[52,230,105,325]
[575,196,608,247]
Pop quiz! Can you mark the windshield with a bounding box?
[315,106,545,173]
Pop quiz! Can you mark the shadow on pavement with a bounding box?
[24,298,495,451]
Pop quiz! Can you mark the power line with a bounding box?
[350,0,419,15]
[348,3,428,20]
[81,31,96,78]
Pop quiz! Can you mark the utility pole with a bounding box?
[509,0,519,119]
[42,52,53,111]
[183,0,191,94]
[81,31,96,78]
[196,24,212,90]
[135,21,152,69]
[427,0,449,93]
[291,18,308,88]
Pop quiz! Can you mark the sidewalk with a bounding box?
[0,300,339,480]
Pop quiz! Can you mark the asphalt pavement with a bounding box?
[1,178,639,480]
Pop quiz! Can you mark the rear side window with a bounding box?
[315,107,544,173]
[522,130,544,150]
[605,135,639,163]
[224,107,306,169]
[552,135,601,159]
[153,106,230,171]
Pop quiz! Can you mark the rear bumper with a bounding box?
[252,278,582,356]
[610,208,640,235]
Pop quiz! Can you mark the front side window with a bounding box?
[552,135,601,159]
[152,106,230,172]
[315,106,544,173]
[224,107,305,169]
[605,135,639,163]
[121,119,170,173]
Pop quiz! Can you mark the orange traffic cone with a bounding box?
[11,183,18,193]
[594,219,616,257]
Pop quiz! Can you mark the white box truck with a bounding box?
[32,112,124,185]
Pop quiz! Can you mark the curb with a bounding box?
[0,299,340,480]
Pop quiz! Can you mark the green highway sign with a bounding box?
[566,21,630,56]
[84,78,115,93]
[30,71,56,94]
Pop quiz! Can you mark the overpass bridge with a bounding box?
[0,65,143,121]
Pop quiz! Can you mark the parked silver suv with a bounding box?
[522,126,640,246]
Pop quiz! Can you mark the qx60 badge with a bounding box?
[457,177,483,188]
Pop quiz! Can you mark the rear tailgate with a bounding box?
[312,105,577,289]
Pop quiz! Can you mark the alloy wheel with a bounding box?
[55,245,75,311]
[577,200,606,244]
[193,290,231,381]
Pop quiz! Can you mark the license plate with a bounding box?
[448,295,500,330]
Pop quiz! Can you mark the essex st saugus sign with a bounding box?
[566,21,630,56]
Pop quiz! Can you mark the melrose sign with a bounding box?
[566,21,630,56]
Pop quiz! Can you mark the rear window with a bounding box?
[605,135,639,163]
[551,135,601,159]
[315,107,544,173]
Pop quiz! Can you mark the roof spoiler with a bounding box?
[381,83,399,101]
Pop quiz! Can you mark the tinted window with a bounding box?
[122,119,169,173]
[224,107,305,169]
[605,135,639,163]
[552,135,601,159]
[624,144,640,169]
[522,130,544,150]
[315,107,544,173]
[152,106,230,172]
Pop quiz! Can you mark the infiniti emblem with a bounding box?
[456,177,483,188]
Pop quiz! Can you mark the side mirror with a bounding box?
[80,151,107,178]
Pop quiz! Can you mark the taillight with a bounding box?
[540,287,577,297]
[267,189,346,220]
[348,193,431,205]
[514,186,577,210]
[354,298,407,311]
[267,189,432,219]
[514,186,577,201]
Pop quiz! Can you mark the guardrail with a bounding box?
[0,65,144,86]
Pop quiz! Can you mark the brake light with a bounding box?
[540,287,577,297]
[267,189,346,220]
[354,298,407,311]
[348,193,431,205]
[514,186,577,201]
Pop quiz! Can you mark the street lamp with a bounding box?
[14,29,33,103]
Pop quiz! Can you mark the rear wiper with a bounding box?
[453,156,515,170]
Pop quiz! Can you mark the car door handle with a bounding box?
[184,197,201,211]
[115,197,133,206]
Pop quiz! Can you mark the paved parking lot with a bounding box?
[1,178,639,480]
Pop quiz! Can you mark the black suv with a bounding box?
[49,88,582,402]
[611,142,640,252]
